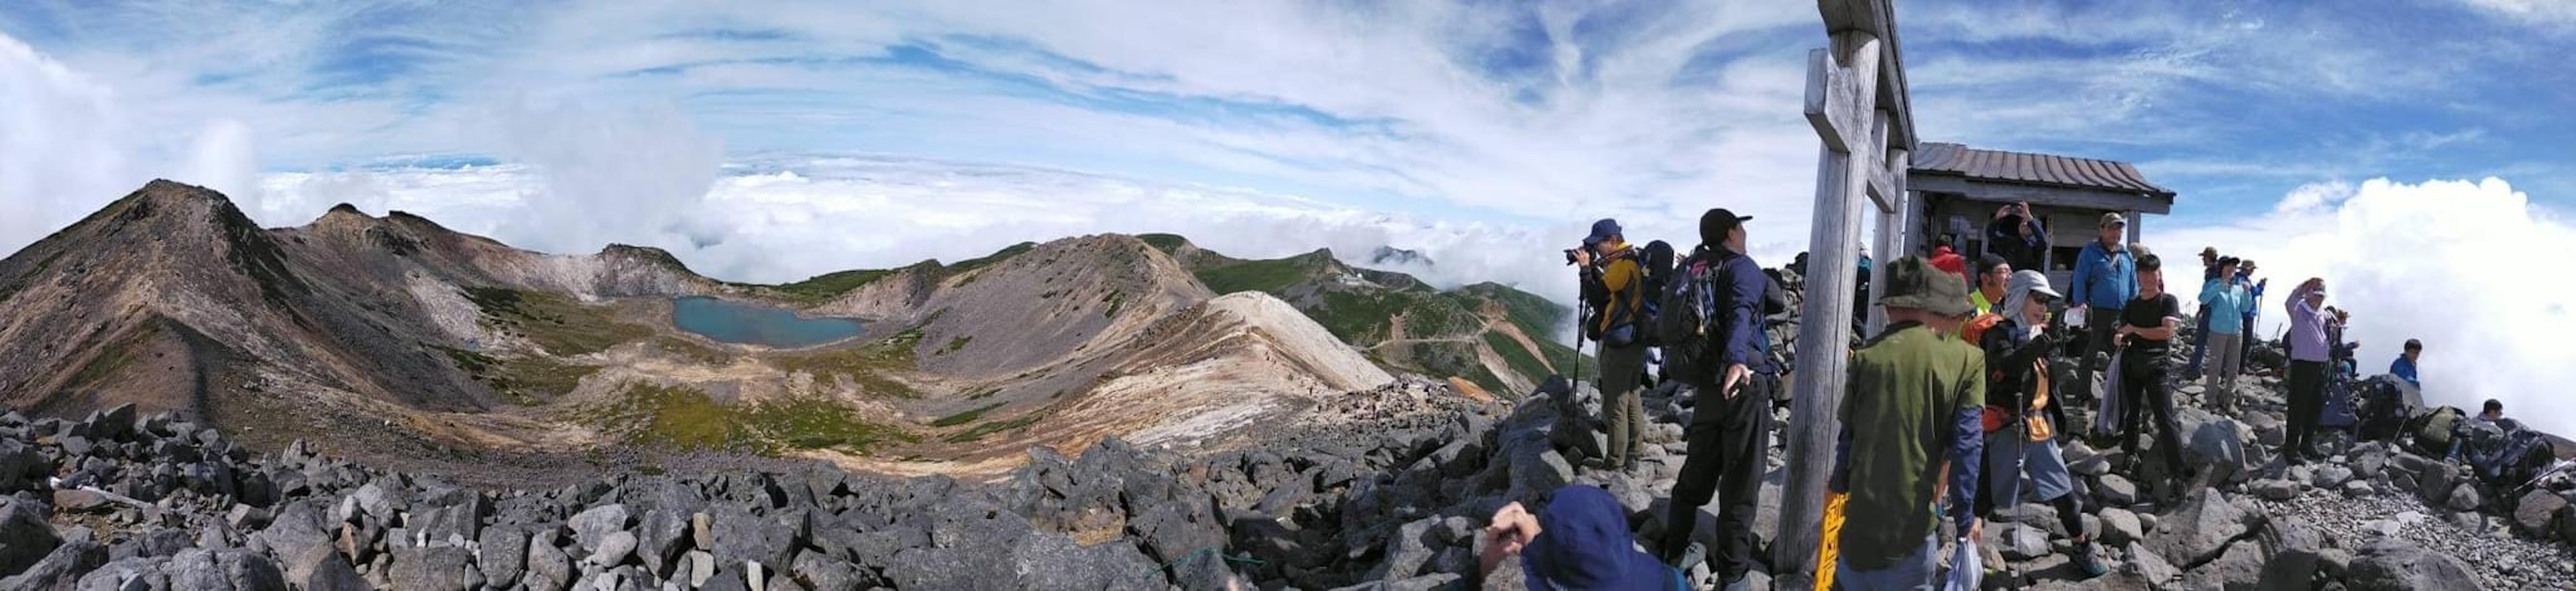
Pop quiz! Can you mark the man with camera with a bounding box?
[1988,201,2049,275]
[1574,218,1650,472]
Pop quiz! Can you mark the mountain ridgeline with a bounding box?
[0,180,1563,483]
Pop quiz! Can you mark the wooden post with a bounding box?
[1777,29,1884,586]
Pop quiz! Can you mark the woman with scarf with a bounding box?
[1976,270,2110,578]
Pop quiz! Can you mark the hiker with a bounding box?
[1855,248,1875,334]
[2390,339,2423,386]
[2283,278,2334,464]
[1458,486,1687,590]
[1930,235,1968,283]
[2236,260,2267,368]
[1970,254,2010,317]
[2114,254,2192,492]
[2198,257,2252,413]
[1974,270,2109,578]
[1658,209,1774,590]
[1828,256,1984,590]
[2186,247,2221,380]
[2479,399,2506,424]
[2070,214,2139,407]
[1576,219,1648,471]
[1987,202,2049,274]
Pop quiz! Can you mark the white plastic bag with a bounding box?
[1943,538,1982,591]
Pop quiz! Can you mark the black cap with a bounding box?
[1700,209,1753,245]
[1975,253,2009,277]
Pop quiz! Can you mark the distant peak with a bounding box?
[327,203,366,215]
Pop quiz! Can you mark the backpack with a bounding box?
[2408,407,2463,455]
[1656,248,1738,384]
[1627,241,1677,347]
[2356,375,2417,443]
[2477,427,2555,487]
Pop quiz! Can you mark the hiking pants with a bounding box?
[2074,307,2123,406]
[2119,352,2188,476]
[2187,313,2214,376]
[1599,342,1648,466]
[1663,375,1776,581]
[1833,535,1937,591]
[2204,333,2244,411]
[2286,360,2328,457]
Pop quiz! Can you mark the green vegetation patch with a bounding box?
[931,402,1006,427]
[1137,233,1189,252]
[651,336,735,366]
[1483,330,1550,386]
[66,322,163,390]
[605,382,918,455]
[762,264,914,306]
[941,412,1046,444]
[937,335,973,356]
[435,345,599,405]
[769,323,926,398]
[1311,289,1479,344]
[463,287,654,357]
[947,241,1036,276]
[1193,258,1316,296]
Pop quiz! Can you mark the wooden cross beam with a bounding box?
[1775,28,1895,588]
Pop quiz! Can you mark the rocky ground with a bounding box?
[2,335,2573,590]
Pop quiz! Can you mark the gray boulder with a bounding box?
[523,529,574,591]
[0,540,105,590]
[2098,508,2144,547]
[2345,539,2483,591]
[2252,479,2298,501]
[586,531,637,568]
[387,543,480,591]
[2446,483,2481,512]
[567,503,632,552]
[2187,417,2249,482]
[0,497,62,576]
[476,524,529,585]
[710,506,800,570]
[165,548,286,591]
[2148,490,2257,567]
[2096,474,2139,506]
[2182,539,2264,591]
[2256,517,2325,591]
[2514,489,2567,537]
[303,550,368,591]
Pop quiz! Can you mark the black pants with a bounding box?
[1662,374,1775,581]
[2120,352,2187,476]
[2074,308,2124,407]
[2286,360,2328,456]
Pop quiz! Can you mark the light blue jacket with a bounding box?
[2198,278,2250,335]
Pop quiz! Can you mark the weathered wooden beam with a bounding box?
[1776,30,1882,586]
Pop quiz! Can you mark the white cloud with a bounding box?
[2462,0,2576,25]
[2156,178,2576,433]
[0,34,272,254]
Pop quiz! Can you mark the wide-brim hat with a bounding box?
[2008,270,2061,302]
[1880,256,1975,317]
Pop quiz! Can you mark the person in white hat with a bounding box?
[1974,270,2109,578]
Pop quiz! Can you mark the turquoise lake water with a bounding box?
[669,297,865,347]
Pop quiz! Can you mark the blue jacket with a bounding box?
[2391,356,2420,386]
[1716,248,1778,375]
[2198,278,2251,336]
[2071,241,2137,310]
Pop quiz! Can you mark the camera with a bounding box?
[1563,248,1582,266]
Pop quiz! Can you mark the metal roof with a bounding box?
[1912,142,2172,197]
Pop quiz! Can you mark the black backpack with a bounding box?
[1656,248,1737,384]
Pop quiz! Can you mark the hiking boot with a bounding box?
[1670,541,1709,572]
[2071,541,2110,578]
[1623,457,1641,474]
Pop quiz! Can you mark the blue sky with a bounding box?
[4,0,2576,425]
[4,0,2573,276]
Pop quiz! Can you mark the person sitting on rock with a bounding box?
[1829,256,1984,590]
[1974,270,2110,578]
[1458,485,1686,590]
[2390,339,2423,387]
[2479,398,2504,424]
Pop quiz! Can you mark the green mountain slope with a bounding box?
[1142,234,1584,395]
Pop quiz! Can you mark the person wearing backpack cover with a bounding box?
[1655,209,1774,591]
[1575,219,1650,472]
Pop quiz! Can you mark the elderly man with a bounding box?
[1829,256,1985,590]
[2069,214,2138,409]
[2283,278,2334,464]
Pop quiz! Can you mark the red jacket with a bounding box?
[1930,246,1968,282]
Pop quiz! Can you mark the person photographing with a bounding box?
[1574,219,1650,472]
